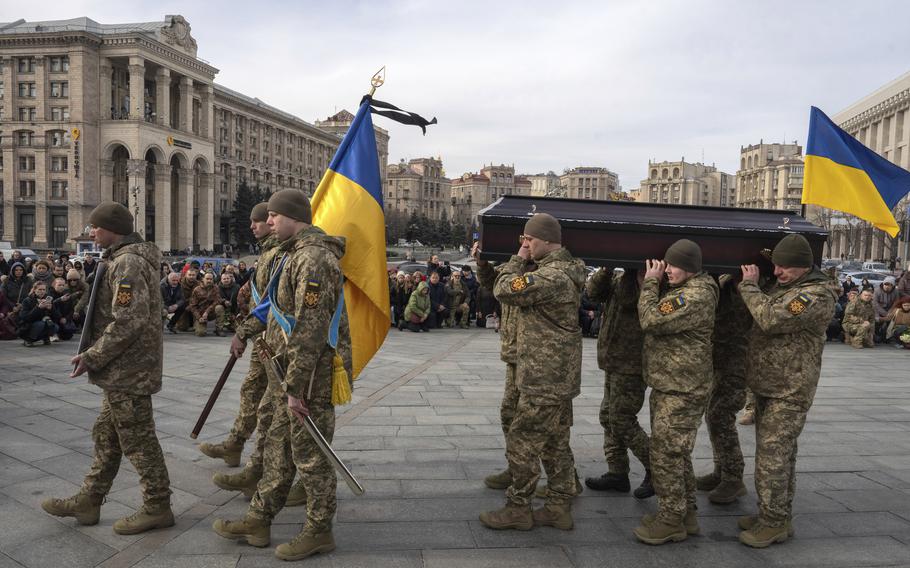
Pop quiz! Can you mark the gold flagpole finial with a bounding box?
[369,66,386,97]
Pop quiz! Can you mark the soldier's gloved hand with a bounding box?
[741,264,760,283]
[230,334,246,358]
[288,394,310,420]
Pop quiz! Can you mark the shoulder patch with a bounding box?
[116,278,132,307]
[787,292,811,315]
[303,279,321,309]
[658,294,685,315]
[509,275,534,292]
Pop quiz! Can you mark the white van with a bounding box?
[862,261,888,272]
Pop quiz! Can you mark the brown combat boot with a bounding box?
[633,514,687,545]
[739,521,790,548]
[695,470,721,491]
[274,531,336,561]
[708,478,747,504]
[41,493,103,525]
[484,468,512,490]
[212,515,270,547]
[213,467,260,499]
[642,508,699,535]
[285,479,307,507]
[738,515,794,536]
[199,439,243,467]
[479,503,533,530]
[532,503,573,530]
[113,502,175,535]
[534,472,583,498]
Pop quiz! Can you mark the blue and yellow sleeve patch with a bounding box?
[658,294,686,315]
[509,274,534,292]
[787,292,812,315]
[303,279,321,309]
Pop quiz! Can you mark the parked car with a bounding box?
[862,261,889,272]
[841,270,891,290]
[0,247,40,263]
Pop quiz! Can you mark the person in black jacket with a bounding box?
[460,266,479,322]
[161,272,186,334]
[49,278,78,340]
[217,272,240,332]
[18,281,60,346]
[427,271,449,328]
[579,288,601,337]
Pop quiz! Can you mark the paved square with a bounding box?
[1,328,909,567]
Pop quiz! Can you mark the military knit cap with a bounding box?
[89,201,134,235]
[523,213,561,243]
[250,202,269,223]
[268,189,311,223]
[771,234,814,268]
[664,239,702,273]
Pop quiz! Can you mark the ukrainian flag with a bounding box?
[311,99,388,379]
[803,106,910,237]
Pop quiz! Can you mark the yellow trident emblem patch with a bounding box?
[304,280,321,309]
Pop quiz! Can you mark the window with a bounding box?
[17,213,35,245]
[51,107,70,121]
[49,56,69,72]
[18,107,36,121]
[221,198,228,212]
[0,80,4,99]
[50,131,70,147]
[18,155,35,171]
[220,181,227,193]
[19,180,36,197]
[18,82,36,97]
[50,180,68,198]
[50,214,68,248]
[50,81,69,98]
[17,57,35,73]
[17,131,32,146]
[51,156,68,172]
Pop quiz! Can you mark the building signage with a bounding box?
[72,128,80,179]
[167,136,192,150]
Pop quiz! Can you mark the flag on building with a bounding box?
[802,106,910,237]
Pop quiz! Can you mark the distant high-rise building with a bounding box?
[559,166,619,200]
[639,160,735,207]
[734,142,804,210]
[450,163,531,227]
[385,157,450,221]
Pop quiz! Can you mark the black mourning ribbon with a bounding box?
[361,95,437,135]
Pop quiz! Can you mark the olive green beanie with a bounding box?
[664,239,702,273]
[523,213,561,243]
[771,234,814,268]
[267,189,311,223]
[250,202,269,223]
[88,201,134,235]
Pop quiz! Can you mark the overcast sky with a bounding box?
[8,1,910,189]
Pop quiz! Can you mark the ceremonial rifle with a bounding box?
[190,354,237,439]
[74,261,106,374]
[254,337,365,496]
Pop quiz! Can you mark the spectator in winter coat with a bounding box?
[82,255,97,278]
[0,289,17,340]
[874,277,899,342]
[0,251,8,277]
[217,273,240,331]
[461,266,479,321]
[49,277,78,340]
[579,288,601,336]
[18,281,61,346]
[404,281,431,332]
[32,260,54,287]
[392,272,412,328]
[161,272,186,333]
[1,262,32,312]
[426,271,449,328]
[173,268,201,331]
[886,296,910,347]
[897,271,910,297]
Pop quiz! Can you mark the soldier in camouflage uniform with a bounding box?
[42,202,173,535]
[200,203,279,468]
[213,190,352,561]
[736,234,837,548]
[584,268,654,499]
[633,239,718,546]
[189,272,225,336]
[842,288,875,348]
[445,271,471,328]
[479,213,586,532]
[696,274,752,504]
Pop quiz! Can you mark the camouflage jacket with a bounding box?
[639,272,718,396]
[494,248,586,403]
[477,261,520,364]
[179,274,199,302]
[842,297,875,332]
[713,275,753,376]
[265,226,352,401]
[588,269,643,374]
[445,278,468,308]
[738,268,838,408]
[189,282,221,318]
[236,234,280,339]
[80,233,164,395]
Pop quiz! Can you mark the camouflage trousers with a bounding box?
[499,363,518,439]
[249,366,336,535]
[194,305,226,336]
[82,390,171,507]
[649,389,707,523]
[753,394,809,527]
[599,371,650,474]
[446,303,470,327]
[505,394,576,507]
[243,348,284,476]
[704,368,747,480]
[843,324,874,348]
[226,348,268,446]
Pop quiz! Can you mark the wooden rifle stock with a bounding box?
[190,354,237,439]
[74,261,106,374]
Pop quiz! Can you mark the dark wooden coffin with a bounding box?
[477,196,828,272]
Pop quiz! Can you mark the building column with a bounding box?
[177,167,194,250]
[153,164,172,251]
[33,56,46,121]
[1,141,15,242]
[99,160,115,202]
[155,68,170,128]
[32,146,48,247]
[178,77,193,133]
[128,57,145,121]
[200,84,214,140]
[100,58,112,119]
[127,159,147,237]
[196,172,214,251]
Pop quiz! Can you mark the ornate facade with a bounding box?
[450,164,531,227]
[638,160,735,207]
[734,142,803,211]
[385,157,450,221]
[559,166,619,200]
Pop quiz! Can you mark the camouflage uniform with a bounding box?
[174,274,199,330]
[493,248,586,506]
[638,272,718,523]
[445,277,470,327]
[246,226,352,537]
[79,233,171,508]
[842,297,875,348]
[587,269,650,474]
[738,269,837,528]
[705,275,753,482]
[189,281,224,336]
[226,235,280,448]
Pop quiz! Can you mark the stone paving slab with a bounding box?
[1,329,910,566]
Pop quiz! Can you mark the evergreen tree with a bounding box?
[405,210,420,242]
[437,209,452,246]
[232,180,257,248]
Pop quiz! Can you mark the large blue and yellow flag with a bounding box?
[311,100,388,379]
[803,106,910,237]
